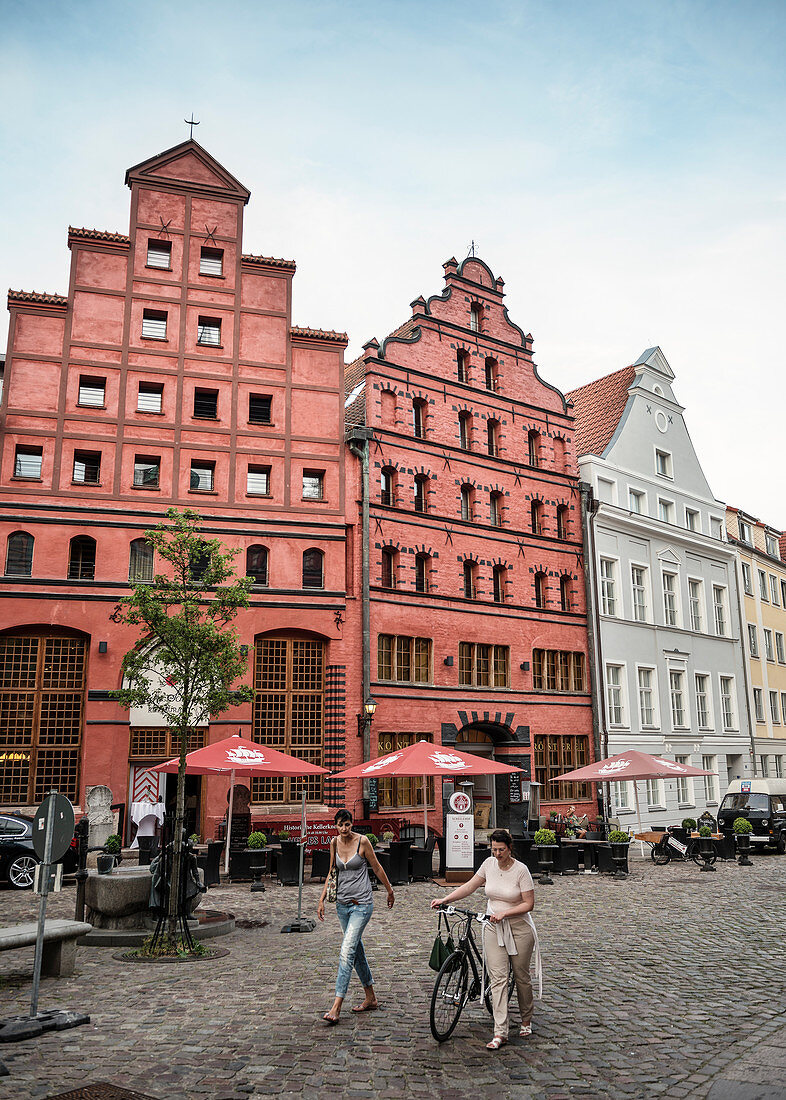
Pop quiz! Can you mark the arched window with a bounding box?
[246,545,269,586]
[560,575,573,612]
[5,532,33,576]
[489,492,502,528]
[128,538,154,583]
[463,560,476,599]
[457,349,469,384]
[531,500,543,535]
[487,418,499,457]
[485,358,497,392]
[381,548,397,589]
[302,549,324,589]
[415,554,430,594]
[413,398,427,439]
[459,412,472,451]
[534,572,547,609]
[381,467,396,507]
[556,505,569,540]
[553,436,567,471]
[68,536,96,581]
[493,565,506,604]
[528,430,540,467]
[461,484,474,522]
[414,474,429,514]
[470,302,482,332]
[380,389,396,428]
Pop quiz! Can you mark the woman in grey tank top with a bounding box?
[317,809,395,1023]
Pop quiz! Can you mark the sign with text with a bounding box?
[446,813,474,870]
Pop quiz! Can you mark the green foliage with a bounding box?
[733,816,753,835]
[533,828,556,845]
[365,834,378,847]
[277,830,291,841]
[136,934,210,959]
[681,817,697,831]
[548,811,558,819]
[188,833,201,844]
[247,831,266,849]
[698,825,713,837]
[607,830,630,844]
[105,834,122,854]
[381,830,394,842]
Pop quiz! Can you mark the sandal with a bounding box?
[486,1036,507,1050]
[519,1024,532,1037]
[322,1013,340,1025]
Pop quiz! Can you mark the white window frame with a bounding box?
[630,563,649,623]
[669,669,688,729]
[655,448,673,478]
[720,675,737,730]
[759,569,768,601]
[685,507,700,532]
[702,755,718,803]
[636,665,658,728]
[662,569,680,627]
[600,557,618,617]
[629,487,646,514]
[675,754,694,806]
[597,477,616,505]
[770,690,780,724]
[688,577,704,633]
[713,585,728,637]
[770,575,780,606]
[782,693,786,726]
[764,628,775,662]
[645,778,665,808]
[760,755,770,778]
[741,561,753,595]
[610,780,632,812]
[658,498,675,524]
[738,519,752,544]
[776,755,784,779]
[776,632,785,664]
[695,672,713,730]
[748,624,759,658]
[605,663,626,727]
[766,533,779,558]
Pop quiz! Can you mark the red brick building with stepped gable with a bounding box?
[343,256,595,833]
[0,140,351,840]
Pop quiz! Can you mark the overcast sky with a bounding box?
[1,0,784,523]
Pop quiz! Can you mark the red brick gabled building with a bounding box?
[343,257,595,831]
[0,140,350,839]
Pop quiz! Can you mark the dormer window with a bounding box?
[470,302,482,332]
[147,240,171,270]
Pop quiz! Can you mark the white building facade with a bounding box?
[568,348,753,830]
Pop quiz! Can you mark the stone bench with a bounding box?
[0,920,92,977]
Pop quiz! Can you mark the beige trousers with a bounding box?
[483,914,535,1039]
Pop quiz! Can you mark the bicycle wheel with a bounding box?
[651,843,670,865]
[430,951,470,1042]
[483,962,516,1014]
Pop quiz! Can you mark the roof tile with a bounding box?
[566,365,635,458]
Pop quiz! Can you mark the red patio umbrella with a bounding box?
[332,740,523,838]
[154,734,327,874]
[551,749,715,839]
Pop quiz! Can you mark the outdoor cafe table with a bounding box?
[561,837,612,873]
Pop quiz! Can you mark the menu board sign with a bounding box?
[446,813,474,870]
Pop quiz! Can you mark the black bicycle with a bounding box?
[650,829,716,868]
[429,905,514,1042]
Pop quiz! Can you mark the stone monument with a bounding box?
[86,785,114,850]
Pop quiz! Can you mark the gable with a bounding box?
[657,547,681,566]
[125,140,250,204]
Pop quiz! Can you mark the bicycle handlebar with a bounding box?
[435,904,490,923]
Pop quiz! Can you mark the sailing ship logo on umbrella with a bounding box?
[428,751,471,770]
[225,746,267,764]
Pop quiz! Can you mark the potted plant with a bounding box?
[697,824,716,872]
[607,830,630,879]
[277,829,291,842]
[532,827,557,885]
[366,833,379,848]
[246,831,267,892]
[681,817,698,834]
[733,816,753,866]
[381,829,394,844]
[188,833,201,845]
[105,833,122,864]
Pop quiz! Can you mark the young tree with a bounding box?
[112,508,253,949]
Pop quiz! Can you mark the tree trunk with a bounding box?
[167,723,188,940]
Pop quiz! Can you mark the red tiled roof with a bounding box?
[780,532,786,562]
[566,365,635,458]
[68,226,130,246]
[384,318,418,343]
[242,254,296,271]
[344,353,367,429]
[7,289,68,308]
[290,326,347,344]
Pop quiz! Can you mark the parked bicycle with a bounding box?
[650,828,717,868]
[429,905,514,1042]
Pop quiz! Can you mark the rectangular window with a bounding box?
[759,570,768,600]
[782,693,786,725]
[72,451,101,484]
[137,382,163,413]
[610,781,631,812]
[669,670,687,727]
[782,580,786,607]
[133,457,160,488]
[597,478,615,504]
[770,691,780,724]
[249,394,272,425]
[534,734,591,802]
[197,317,221,346]
[738,519,752,544]
[720,676,735,729]
[688,579,703,632]
[695,674,711,728]
[702,755,718,802]
[302,471,324,500]
[748,623,759,658]
[766,533,779,558]
[200,247,224,276]
[741,562,753,595]
[770,575,780,606]
[458,643,509,688]
[631,565,648,622]
[637,667,656,727]
[713,585,727,636]
[600,558,617,616]
[146,240,171,269]
[764,628,775,662]
[629,488,645,514]
[662,571,678,627]
[776,756,784,779]
[606,664,625,726]
[776,633,785,663]
[377,732,434,810]
[14,446,42,479]
[658,499,674,524]
[531,650,585,692]
[78,377,106,408]
[760,755,769,778]
[646,779,664,807]
[675,755,692,805]
[247,465,270,495]
[685,508,700,532]
[413,401,425,439]
[377,635,431,683]
[141,309,167,340]
[189,462,214,491]
[655,449,672,477]
[193,388,218,419]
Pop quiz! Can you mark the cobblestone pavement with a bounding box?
[0,851,785,1100]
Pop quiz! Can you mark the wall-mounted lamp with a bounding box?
[356,697,377,738]
[519,661,529,671]
[98,641,108,654]
[443,656,454,667]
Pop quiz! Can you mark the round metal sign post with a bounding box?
[30,791,75,1018]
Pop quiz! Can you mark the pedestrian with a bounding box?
[430,828,540,1050]
[317,809,395,1024]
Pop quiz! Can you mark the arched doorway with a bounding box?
[455,727,496,827]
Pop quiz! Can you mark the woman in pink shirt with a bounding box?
[430,828,538,1050]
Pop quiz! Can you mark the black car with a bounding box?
[0,813,78,889]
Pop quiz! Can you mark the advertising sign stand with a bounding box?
[445,784,475,882]
[281,791,316,933]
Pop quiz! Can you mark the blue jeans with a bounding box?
[335,901,374,998]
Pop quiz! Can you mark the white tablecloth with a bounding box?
[130,802,165,848]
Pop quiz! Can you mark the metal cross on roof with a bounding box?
[185,114,200,139]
